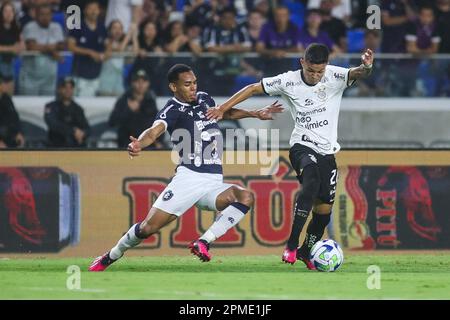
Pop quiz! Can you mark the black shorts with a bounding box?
[289,143,338,204]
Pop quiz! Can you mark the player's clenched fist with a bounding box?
[361,48,374,67]
[128,136,142,158]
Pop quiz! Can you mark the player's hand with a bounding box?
[206,106,225,121]
[128,136,142,158]
[361,49,374,67]
[255,100,284,120]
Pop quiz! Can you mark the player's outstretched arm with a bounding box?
[223,101,284,120]
[128,121,166,158]
[349,48,374,81]
[206,82,265,121]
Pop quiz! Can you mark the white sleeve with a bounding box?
[261,73,286,96]
[328,65,354,90]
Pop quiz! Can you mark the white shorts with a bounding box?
[153,166,234,216]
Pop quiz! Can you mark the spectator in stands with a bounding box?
[141,0,169,31]
[20,3,65,95]
[0,1,23,96]
[44,77,90,147]
[128,19,162,89]
[435,0,450,95]
[246,9,266,49]
[348,30,386,97]
[405,6,441,96]
[202,5,251,95]
[105,0,143,33]
[0,74,25,148]
[319,0,347,52]
[184,0,216,29]
[436,0,450,53]
[98,20,139,96]
[405,6,440,55]
[298,9,341,55]
[108,69,163,149]
[68,0,111,97]
[257,6,301,58]
[162,20,202,54]
[381,0,416,53]
[308,0,352,25]
[256,5,301,76]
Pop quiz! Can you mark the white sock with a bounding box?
[200,204,247,243]
[109,223,143,260]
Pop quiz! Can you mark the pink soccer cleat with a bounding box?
[282,247,297,264]
[88,252,116,272]
[188,239,211,262]
[297,249,316,270]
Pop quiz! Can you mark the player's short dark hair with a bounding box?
[167,64,193,83]
[304,43,329,64]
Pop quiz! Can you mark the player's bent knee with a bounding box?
[237,189,254,207]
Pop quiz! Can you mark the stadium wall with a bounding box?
[1,150,449,257]
[13,97,450,148]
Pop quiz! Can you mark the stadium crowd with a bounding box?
[1,0,450,148]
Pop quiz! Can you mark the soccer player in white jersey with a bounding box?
[207,43,374,269]
[89,64,283,271]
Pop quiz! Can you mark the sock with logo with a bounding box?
[286,165,320,250]
[298,212,331,258]
[109,223,146,260]
[200,203,249,243]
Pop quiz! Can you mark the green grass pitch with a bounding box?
[1,253,449,299]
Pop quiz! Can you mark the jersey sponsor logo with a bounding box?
[297,107,326,117]
[163,190,174,201]
[286,81,301,87]
[304,119,329,130]
[334,72,345,81]
[265,78,281,87]
[195,120,205,131]
[301,134,332,151]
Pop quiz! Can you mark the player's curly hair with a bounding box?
[167,64,193,83]
[304,43,329,64]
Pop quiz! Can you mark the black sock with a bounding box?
[298,212,331,257]
[287,207,310,250]
[286,165,320,250]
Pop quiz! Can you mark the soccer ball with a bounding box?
[309,239,344,272]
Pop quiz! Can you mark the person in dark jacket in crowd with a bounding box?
[0,74,25,148]
[109,69,164,149]
[44,77,90,147]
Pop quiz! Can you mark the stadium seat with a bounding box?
[52,11,66,32]
[57,53,73,79]
[347,29,365,53]
[283,0,305,29]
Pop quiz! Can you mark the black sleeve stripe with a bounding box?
[261,80,270,96]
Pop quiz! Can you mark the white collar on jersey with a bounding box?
[172,97,192,106]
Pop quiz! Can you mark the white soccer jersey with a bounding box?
[262,65,354,155]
